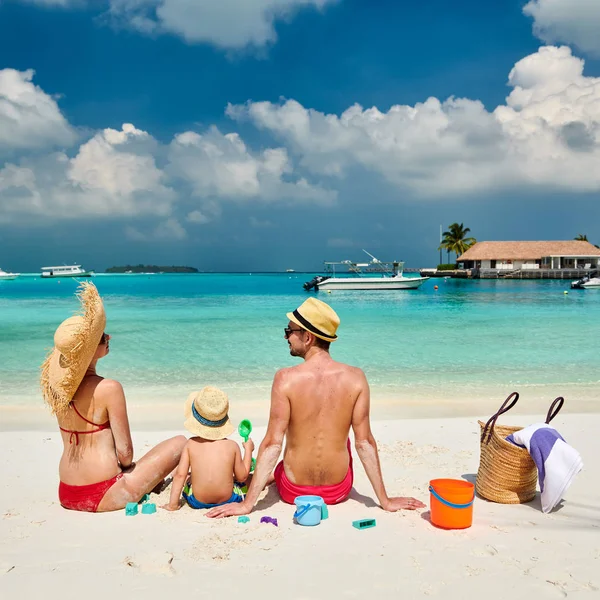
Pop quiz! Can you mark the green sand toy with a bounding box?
[238,419,256,473]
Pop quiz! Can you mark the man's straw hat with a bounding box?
[184,386,234,440]
[40,282,106,415]
[287,297,340,342]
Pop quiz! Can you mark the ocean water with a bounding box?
[1,273,599,409]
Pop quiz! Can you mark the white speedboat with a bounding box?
[0,268,20,280]
[571,271,600,289]
[303,251,429,291]
[41,265,94,278]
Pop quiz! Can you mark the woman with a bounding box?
[41,282,186,512]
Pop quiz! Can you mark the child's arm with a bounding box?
[162,442,190,511]
[233,438,254,482]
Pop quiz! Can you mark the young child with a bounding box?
[163,386,254,510]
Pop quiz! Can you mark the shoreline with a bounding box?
[2,389,599,431]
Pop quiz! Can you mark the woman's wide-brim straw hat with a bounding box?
[287,297,340,342]
[184,386,235,440]
[41,282,106,415]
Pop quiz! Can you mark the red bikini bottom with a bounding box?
[59,473,123,512]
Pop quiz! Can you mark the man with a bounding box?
[206,297,425,518]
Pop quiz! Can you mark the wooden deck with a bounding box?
[476,268,593,280]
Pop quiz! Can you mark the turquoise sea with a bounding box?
[1,273,599,410]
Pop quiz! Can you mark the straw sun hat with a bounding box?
[184,386,235,440]
[287,297,340,342]
[40,282,106,415]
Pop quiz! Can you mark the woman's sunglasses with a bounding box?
[100,333,108,345]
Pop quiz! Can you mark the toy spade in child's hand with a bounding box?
[238,419,256,474]
[238,419,252,442]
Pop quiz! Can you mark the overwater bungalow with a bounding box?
[457,241,600,279]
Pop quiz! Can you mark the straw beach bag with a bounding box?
[476,393,564,504]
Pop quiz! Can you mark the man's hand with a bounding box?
[382,496,426,511]
[206,501,252,519]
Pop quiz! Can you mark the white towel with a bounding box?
[507,423,583,513]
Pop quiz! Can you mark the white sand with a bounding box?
[1,413,598,599]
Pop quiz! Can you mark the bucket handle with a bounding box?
[293,504,317,521]
[545,396,564,424]
[481,392,519,445]
[429,486,474,509]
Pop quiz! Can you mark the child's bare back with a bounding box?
[187,437,248,504]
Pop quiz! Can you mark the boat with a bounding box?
[0,268,20,281]
[303,250,429,291]
[41,265,94,278]
[571,270,600,289]
[286,269,295,273]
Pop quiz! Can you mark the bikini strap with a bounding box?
[70,402,106,427]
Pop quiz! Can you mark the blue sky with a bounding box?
[1,0,600,272]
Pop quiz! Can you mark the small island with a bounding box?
[105,265,199,274]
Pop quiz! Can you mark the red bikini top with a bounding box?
[59,402,110,445]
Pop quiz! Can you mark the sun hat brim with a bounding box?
[286,311,338,342]
[40,282,106,415]
[183,391,234,440]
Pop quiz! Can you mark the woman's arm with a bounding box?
[102,379,134,468]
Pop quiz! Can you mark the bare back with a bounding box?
[282,354,363,485]
[57,375,122,486]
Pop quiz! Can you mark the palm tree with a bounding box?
[439,223,477,262]
[574,234,589,242]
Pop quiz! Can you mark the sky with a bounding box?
[1,0,600,272]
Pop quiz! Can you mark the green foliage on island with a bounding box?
[437,264,458,271]
[105,265,199,273]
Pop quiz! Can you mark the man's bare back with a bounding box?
[206,297,425,518]
[280,353,362,485]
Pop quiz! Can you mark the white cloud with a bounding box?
[108,0,338,49]
[167,126,336,204]
[0,124,174,223]
[186,210,211,225]
[0,69,76,153]
[524,0,600,56]
[125,217,187,240]
[228,46,600,197]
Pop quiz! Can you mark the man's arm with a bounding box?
[352,370,425,511]
[206,370,290,518]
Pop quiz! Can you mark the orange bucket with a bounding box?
[429,479,475,530]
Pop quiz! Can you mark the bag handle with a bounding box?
[481,392,519,445]
[545,396,564,424]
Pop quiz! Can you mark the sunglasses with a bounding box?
[284,326,304,339]
[100,333,109,345]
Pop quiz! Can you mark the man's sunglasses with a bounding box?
[284,326,304,339]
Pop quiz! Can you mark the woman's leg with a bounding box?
[97,435,187,512]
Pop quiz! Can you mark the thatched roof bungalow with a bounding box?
[457,241,600,270]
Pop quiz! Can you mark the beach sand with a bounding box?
[1,413,598,599]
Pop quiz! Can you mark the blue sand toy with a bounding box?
[352,518,376,530]
[141,503,157,514]
[238,419,256,473]
[238,516,250,523]
[125,502,138,516]
[294,495,325,526]
[139,493,150,503]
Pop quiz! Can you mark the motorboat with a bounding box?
[303,251,429,291]
[0,268,20,280]
[571,270,600,289]
[41,265,94,278]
